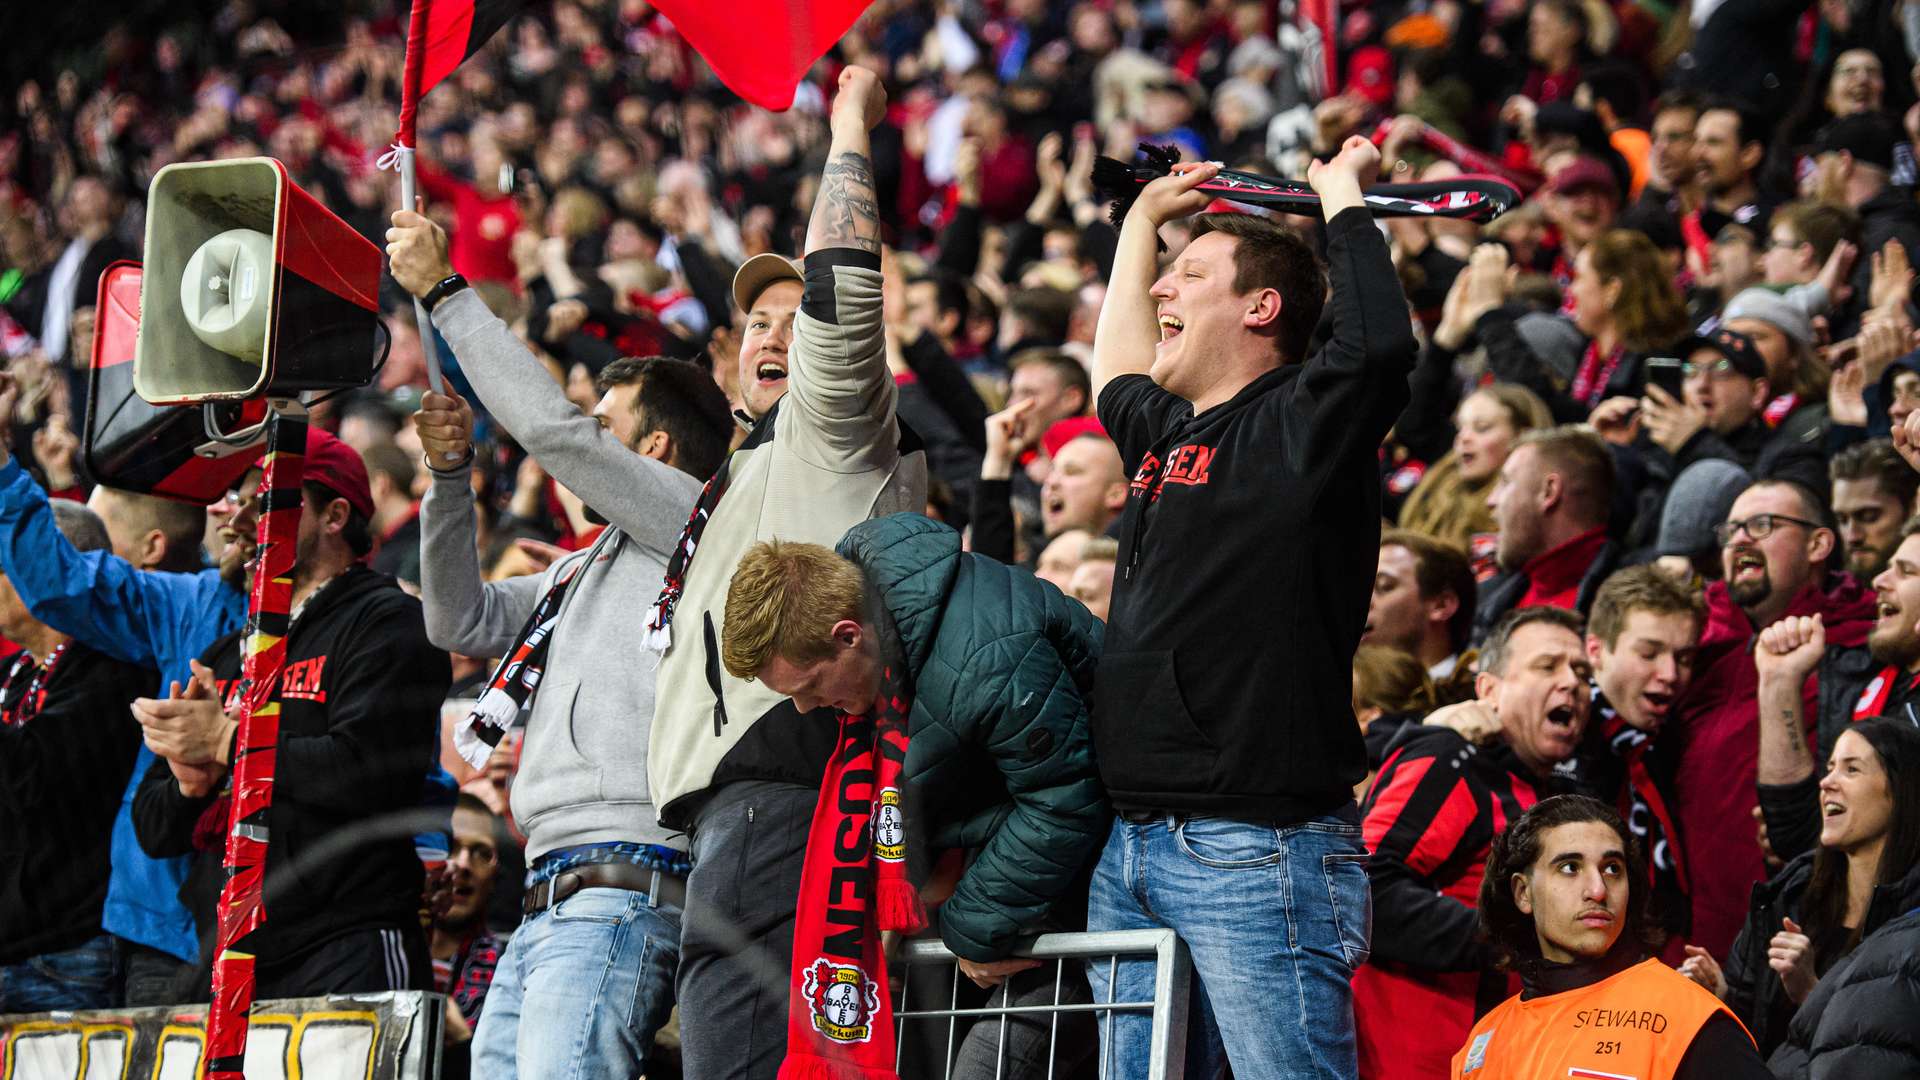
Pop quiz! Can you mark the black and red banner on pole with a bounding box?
[204,408,307,1080]
[396,0,874,139]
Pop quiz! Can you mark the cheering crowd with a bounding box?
[9,0,1920,1077]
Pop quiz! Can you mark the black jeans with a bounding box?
[675,780,816,1080]
[120,939,196,1007]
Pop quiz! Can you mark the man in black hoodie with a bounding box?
[131,432,450,1000]
[0,501,154,1012]
[1085,136,1416,1077]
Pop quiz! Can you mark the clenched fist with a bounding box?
[385,202,456,299]
[830,65,887,135]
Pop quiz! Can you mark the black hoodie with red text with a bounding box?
[1092,207,1418,824]
[132,565,449,973]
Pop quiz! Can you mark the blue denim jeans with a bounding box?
[1086,810,1372,1080]
[0,933,122,1013]
[470,887,681,1080]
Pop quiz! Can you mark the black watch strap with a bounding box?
[422,273,468,312]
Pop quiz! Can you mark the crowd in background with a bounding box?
[7,0,1920,1076]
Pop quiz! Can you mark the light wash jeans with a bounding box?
[0,933,121,1013]
[1086,809,1372,1080]
[470,887,681,1080]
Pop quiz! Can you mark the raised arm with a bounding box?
[0,455,222,670]
[805,66,887,258]
[1091,164,1218,402]
[413,390,546,657]
[782,67,909,463]
[386,212,704,557]
[1290,136,1419,450]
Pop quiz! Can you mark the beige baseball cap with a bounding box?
[731,253,804,314]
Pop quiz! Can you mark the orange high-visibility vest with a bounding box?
[1451,958,1753,1080]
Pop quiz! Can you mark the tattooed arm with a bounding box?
[806,67,886,257]
[783,65,912,463]
[1753,614,1825,787]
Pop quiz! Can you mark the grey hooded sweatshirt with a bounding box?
[419,288,703,857]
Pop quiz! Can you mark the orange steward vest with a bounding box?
[1451,958,1752,1080]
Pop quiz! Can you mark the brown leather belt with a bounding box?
[522,862,688,916]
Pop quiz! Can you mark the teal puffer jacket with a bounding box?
[837,513,1109,962]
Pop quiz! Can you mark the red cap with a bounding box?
[1042,416,1109,460]
[1345,46,1394,108]
[302,428,375,520]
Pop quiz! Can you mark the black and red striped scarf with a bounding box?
[644,399,782,653]
[780,662,924,1080]
[0,642,68,728]
[1598,703,1688,897]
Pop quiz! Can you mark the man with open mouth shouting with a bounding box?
[1084,132,1417,1079]
[1665,479,1875,962]
[1356,606,1595,1079]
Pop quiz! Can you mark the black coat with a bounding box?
[0,642,156,965]
[1724,852,1813,1057]
[1766,860,1920,1078]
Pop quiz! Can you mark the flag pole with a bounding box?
[392,0,445,396]
[396,149,447,396]
[203,402,308,1080]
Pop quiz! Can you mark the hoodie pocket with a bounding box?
[516,682,591,827]
[1091,650,1217,792]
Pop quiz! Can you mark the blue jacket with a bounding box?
[0,459,458,963]
[0,458,242,962]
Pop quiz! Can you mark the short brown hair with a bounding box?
[722,540,868,680]
[1832,438,1920,513]
[1516,425,1616,525]
[1380,529,1478,653]
[1080,536,1119,563]
[1187,212,1327,364]
[1774,201,1861,264]
[1587,565,1704,649]
[1009,349,1092,415]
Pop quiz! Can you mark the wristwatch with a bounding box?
[422,272,469,312]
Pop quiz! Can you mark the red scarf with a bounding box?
[781,664,925,1080]
[1570,341,1626,408]
[1853,665,1920,721]
[1763,393,1799,429]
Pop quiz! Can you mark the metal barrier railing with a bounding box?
[892,929,1190,1080]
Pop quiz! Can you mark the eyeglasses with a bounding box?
[1714,513,1823,546]
[1682,358,1744,378]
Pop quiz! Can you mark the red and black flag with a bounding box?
[396,0,876,137]
[397,0,524,144]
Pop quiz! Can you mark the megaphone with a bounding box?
[87,261,267,503]
[136,157,383,404]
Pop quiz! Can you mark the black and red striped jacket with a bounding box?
[1353,724,1558,1080]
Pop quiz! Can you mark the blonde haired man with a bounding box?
[722,514,1108,1074]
